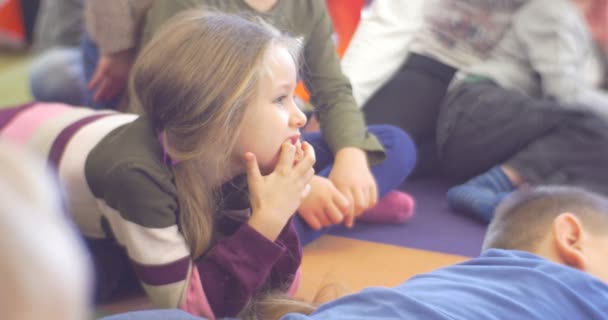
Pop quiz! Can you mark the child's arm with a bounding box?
[97,150,312,318]
[84,0,153,102]
[300,1,385,163]
[301,2,387,222]
[517,0,608,116]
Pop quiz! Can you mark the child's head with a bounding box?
[0,142,92,320]
[132,10,306,174]
[129,10,306,256]
[483,186,608,282]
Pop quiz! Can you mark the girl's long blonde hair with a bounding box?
[130,10,297,258]
[127,10,351,319]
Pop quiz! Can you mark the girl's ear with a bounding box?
[552,213,586,270]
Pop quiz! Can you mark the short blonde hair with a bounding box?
[483,186,608,251]
[0,142,92,320]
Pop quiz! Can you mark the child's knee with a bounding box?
[371,124,417,172]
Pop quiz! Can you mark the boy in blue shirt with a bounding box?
[104,185,608,319]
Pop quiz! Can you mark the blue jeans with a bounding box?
[294,125,417,245]
[29,47,86,105]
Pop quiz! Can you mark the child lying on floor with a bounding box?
[102,185,608,319]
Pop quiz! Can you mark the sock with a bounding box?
[447,167,515,223]
[358,190,415,224]
[465,166,514,192]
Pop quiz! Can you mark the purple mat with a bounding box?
[328,179,487,257]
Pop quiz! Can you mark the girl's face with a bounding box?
[234,44,307,175]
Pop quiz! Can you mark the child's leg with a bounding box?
[439,81,591,222]
[446,166,516,223]
[356,125,417,223]
[295,125,416,245]
[437,81,570,182]
[29,47,86,106]
[363,53,457,177]
[506,111,608,197]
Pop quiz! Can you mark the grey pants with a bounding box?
[437,81,608,196]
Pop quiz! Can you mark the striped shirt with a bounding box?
[0,103,301,319]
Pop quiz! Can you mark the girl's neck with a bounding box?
[243,0,278,13]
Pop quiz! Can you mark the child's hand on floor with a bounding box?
[246,141,315,241]
[329,147,378,228]
[297,176,350,230]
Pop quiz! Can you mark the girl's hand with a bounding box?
[329,147,378,228]
[297,176,351,230]
[246,142,315,241]
[294,139,304,166]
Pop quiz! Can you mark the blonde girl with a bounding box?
[0,11,314,319]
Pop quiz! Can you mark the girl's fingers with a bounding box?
[243,152,262,188]
[317,210,332,228]
[295,142,316,172]
[341,189,355,228]
[353,187,368,216]
[369,184,379,208]
[325,201,344,224]
[333,190,351,215]
[303,213,322,231]
[294,139,303,164]
[295,147,315,176]
[276,142,296,173]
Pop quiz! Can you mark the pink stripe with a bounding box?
[180,267,216,320]
[0,103,73,144]
[287,267,302,297]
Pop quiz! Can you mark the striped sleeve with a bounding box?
[94,164,300,318]
[92,162,194,309]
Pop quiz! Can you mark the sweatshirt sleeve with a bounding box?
[84,0,153,54]
[341,0,425,107]
[302,0,385,163]
[193,223,289,318]
[95,164,294,319]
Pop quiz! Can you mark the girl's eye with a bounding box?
[274,95,288,105]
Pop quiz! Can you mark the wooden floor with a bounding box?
[297,235,467,303]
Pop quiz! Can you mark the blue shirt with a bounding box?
[282,249,608,319]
